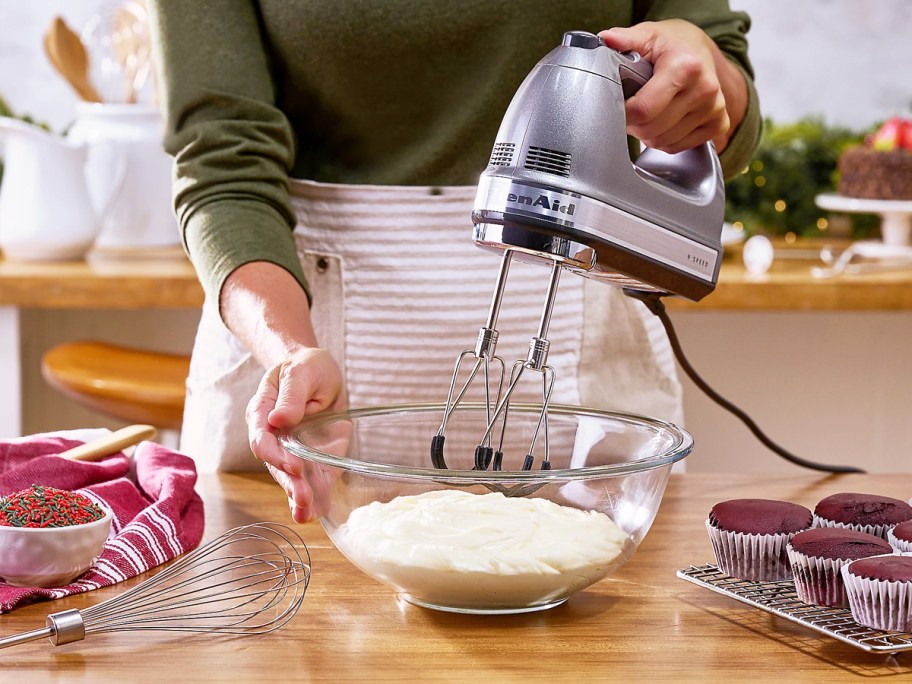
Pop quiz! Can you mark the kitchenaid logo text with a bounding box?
[507,193,576,216]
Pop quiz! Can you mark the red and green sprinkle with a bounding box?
[0,485,105,528]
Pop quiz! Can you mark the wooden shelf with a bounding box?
[0,253,203,309]
[3,239,912,311]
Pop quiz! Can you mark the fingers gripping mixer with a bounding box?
[432,30,725,472]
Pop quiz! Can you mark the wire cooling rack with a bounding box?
[677,563,912,654]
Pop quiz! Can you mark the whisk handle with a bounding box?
[0,626,53,649]
[0,609,86,649]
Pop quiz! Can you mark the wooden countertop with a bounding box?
[0,251,203,309]
[3,472,912,680]
[668,243,912,311]
[2,240,912,310]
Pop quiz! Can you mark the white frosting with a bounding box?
[334,489,629,609]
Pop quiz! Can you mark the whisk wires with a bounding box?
[81,523,310,635]
[0,522,311,649]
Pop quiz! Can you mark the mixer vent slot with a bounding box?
[489,142,516,167]
[524,146,572,177]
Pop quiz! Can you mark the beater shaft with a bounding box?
[434,254,566,473]
[432,251,514,469]
[474,260,562,471]
[484,248,513,331]
[534,260,562,351]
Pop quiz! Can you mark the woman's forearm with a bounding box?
[219,261,320,369]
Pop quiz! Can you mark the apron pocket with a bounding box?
[296,246,347,374]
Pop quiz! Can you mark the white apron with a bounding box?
[180,180,683,472]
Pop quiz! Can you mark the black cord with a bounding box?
[624,289,864,475]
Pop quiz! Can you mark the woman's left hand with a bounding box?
[599,19,747,154]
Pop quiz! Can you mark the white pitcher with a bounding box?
[68,103,180,250]
[0,117,122,261]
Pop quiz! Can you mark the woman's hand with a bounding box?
[599,19,748,154]
[220,261,346,524]
[246,347,345,523]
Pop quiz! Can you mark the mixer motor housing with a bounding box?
[472,30,726,301]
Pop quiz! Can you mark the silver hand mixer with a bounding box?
[432,30,725,472]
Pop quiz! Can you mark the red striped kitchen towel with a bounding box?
[0,430,204,612]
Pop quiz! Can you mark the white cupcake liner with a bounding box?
[812,514,893,541]
[888,528,912,555]
[787,545,853,607]
[842,558,912,632]
[706,519,796,581]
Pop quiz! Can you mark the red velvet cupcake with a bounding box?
[706,499,813,581]
[787,527,893,607]
[842,555,912,632]
[814,492,912,540]
[888,520,912,554]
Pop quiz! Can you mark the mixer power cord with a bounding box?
[625,290,864,475]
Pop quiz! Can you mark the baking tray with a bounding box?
[677,563,912,654]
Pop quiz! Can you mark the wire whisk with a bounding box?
[0,522,311,649]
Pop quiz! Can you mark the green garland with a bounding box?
[725,117,876,239]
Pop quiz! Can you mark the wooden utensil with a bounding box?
[59,424,157,462]
[113,2,152,104]
[43,16,103,102]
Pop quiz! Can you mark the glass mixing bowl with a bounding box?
[280,402,692,614]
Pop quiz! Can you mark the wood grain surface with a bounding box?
[3,241,912,311]
[0,255,203,309]
[2,472,912,681]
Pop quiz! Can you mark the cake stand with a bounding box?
[816,193,912,246]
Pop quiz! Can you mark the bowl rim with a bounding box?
[0,505,112,533]
[280,402,693,482]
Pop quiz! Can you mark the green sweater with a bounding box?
[149,0,761,304]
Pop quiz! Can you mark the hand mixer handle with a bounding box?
[616,50,652,99]
[611,44,720,197]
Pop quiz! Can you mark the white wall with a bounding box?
[2,2,912,473]
[732,0,912,129]
[671,310,912,474]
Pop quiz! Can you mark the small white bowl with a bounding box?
[0,509,112,587]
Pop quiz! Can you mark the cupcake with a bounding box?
[814,492,912,539]
[706,498,813,581]
[787,527,893,607]
[842,555,912,632]
[889,520,912,554]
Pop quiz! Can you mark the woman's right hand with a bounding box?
[246,347,345,522]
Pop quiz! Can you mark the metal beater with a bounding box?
[432,31,726,472]
[0,522,311,649]
[433,249,561,472]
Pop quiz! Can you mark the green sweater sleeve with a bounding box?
[638,0,762,180]
[148,0,310,305]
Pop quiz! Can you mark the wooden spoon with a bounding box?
[59,424,157,462]
[43,16,103,102]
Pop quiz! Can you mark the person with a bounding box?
[149,1,761,523]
